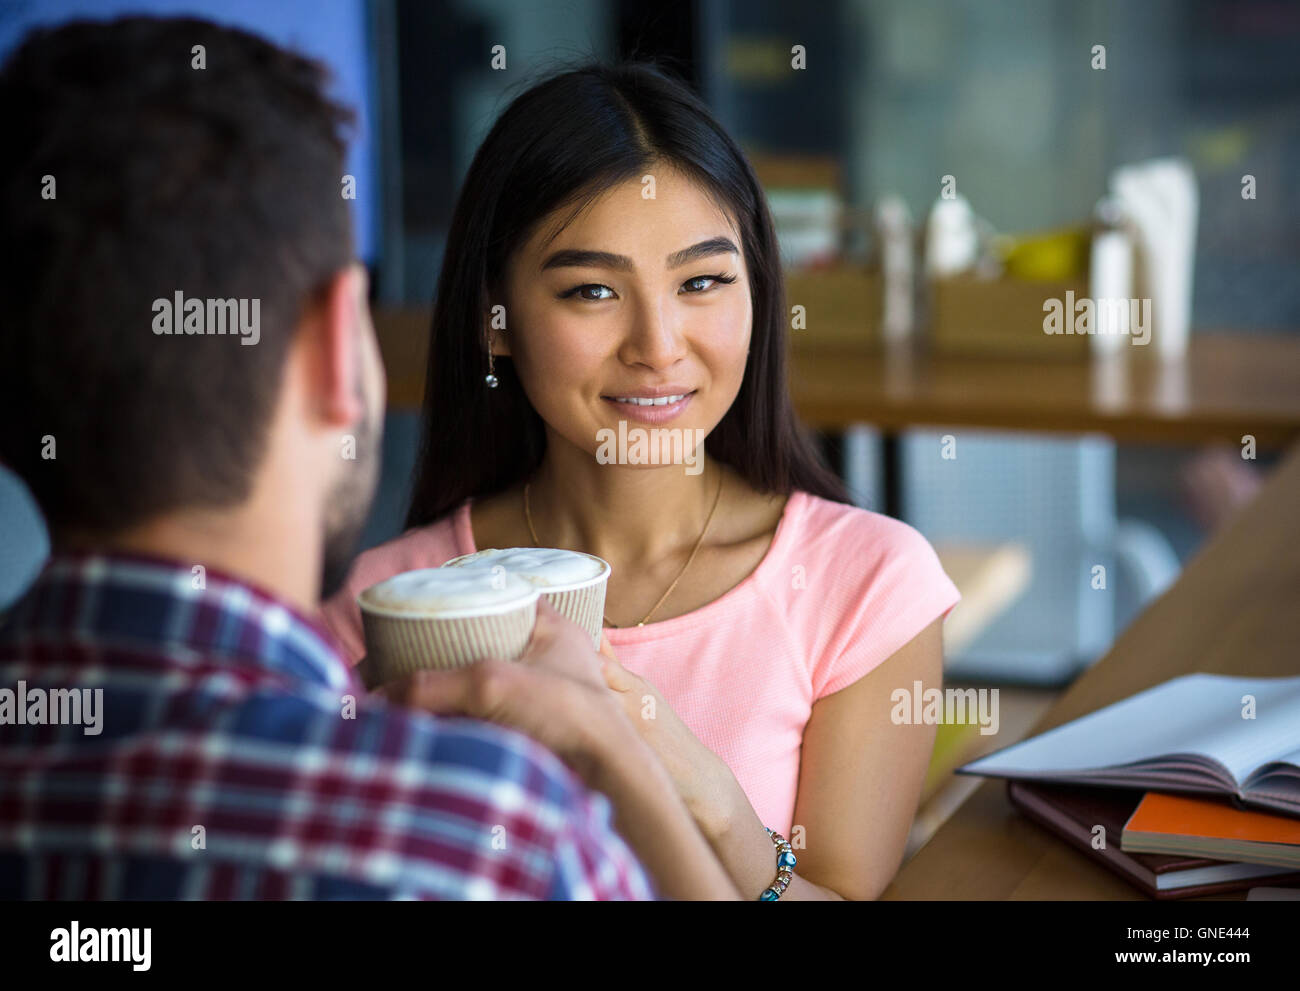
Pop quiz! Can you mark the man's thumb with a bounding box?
[376,668,468,714]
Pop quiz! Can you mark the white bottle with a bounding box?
[1112,159,1199,360]
[1089,196,1134,357]
[876,195,914,345]
[924,195,978,278]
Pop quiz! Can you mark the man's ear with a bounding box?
[313,266,367,429]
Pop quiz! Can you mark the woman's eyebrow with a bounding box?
[540,248,632,272]
[666,236,738,269]
[539,236,739,273]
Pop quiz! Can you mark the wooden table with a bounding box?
[374,308,431,411]
[881,440,1300,900]
[375,310,1300,513]
[789,334,1300,447]
[373,309,1300,448]
[790,333,1300,515]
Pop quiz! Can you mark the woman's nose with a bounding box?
[619,297,688,370]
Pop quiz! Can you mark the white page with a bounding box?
[960,674,1300,786]
[1248,745,1300,789]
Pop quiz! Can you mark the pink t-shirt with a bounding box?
[320,491,960,836]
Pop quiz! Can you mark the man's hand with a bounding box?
[374,600,625,786]
[376,602,743,900]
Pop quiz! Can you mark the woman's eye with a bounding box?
[560,274,736,300]
[559,283,616,301]
[681,273,737,294]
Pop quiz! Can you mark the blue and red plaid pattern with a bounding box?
[0,551,655,900]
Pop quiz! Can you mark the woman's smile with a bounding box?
[601,387,698,424]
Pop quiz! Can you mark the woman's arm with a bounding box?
[703,617,945,900]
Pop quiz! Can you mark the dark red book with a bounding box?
[1007,781,1300,899]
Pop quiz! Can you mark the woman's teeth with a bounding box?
[610,394,688,406]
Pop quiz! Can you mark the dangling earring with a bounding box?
[485,342,499,389]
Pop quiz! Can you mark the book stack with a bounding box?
[958,673,1300,899]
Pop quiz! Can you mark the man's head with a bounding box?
[0,16,383,599]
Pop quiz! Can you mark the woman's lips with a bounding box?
[600,391,696,424]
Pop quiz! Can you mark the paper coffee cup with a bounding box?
[443,548,611,646]
[357,568,539,687]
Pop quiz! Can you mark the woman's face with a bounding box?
[498,164,752,469]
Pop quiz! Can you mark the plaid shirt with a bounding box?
[0,551,655,900]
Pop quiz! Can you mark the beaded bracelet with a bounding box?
[759,827,797,900]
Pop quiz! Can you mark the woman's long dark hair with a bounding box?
[405,61,848,528]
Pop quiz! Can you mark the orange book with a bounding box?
[1123,792,1300,869]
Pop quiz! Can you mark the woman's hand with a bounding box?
[598,635,741,839]
[376,600,625,787]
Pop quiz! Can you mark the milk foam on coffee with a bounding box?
[359,566,536,616]
[444,548,606,588]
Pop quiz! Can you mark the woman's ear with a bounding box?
[484,302,511,357]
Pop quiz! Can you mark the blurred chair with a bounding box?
[901,429,1114,684]
[0,466,49,614]
[842,426,1180,685]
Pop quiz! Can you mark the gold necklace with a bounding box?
[523,466,724,628]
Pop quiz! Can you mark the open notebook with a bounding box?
[959,674,1300,816]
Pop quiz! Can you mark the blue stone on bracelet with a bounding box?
[779,851,797,868]
[761,888,779,901]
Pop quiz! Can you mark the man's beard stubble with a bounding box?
[320,404,382,602]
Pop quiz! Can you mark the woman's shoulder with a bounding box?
[346,503,472,588]
[317,502,474,663]
[780,491,960,698]
[782,490,944,572]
